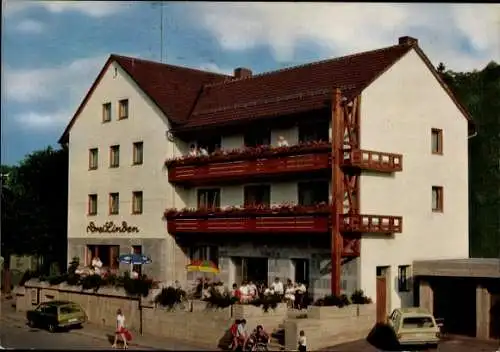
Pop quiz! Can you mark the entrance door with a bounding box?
[232,257,243,285]
[245,257,268,285]
[293,259,310,286]
[376,276,387,323]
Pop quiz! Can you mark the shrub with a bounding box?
[103,274,119,287]
[48,274,67,286]
[251,294,282,312]
[350,289,372,304]
[66,273,81,286]
[314,294,351,307]
[68,257,80,275]
[205,292,238,309]
[154,286,186,310]
[123,276,153,297]
[81,274,102,292]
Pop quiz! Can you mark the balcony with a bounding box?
[164,205,403,236]
[166,142,331,186]
[341,214,403,233]
[165,204,331,234]
[342,149,403,173]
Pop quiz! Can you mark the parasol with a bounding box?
[118,253,152,265]
[186,259,219,274]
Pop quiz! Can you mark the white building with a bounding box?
[60,36,472,314]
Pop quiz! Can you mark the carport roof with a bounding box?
[413,258,500,279]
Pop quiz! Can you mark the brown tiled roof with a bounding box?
[58,55,229,143]
[60,39,474,142]
[179,43,414,130]
[114,55,230,124]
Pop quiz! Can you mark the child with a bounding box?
[112,309,129,349]
[229,319,241,351]
[298,330,307,352]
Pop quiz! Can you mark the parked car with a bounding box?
[26,300,87,332]
[387,307,440,348]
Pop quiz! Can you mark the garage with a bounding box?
[413,258,500,340]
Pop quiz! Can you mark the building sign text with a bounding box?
[86,221,139,234]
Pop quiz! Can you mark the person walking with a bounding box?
[112,309,129,349]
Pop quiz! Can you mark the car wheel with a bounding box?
[27,320,35,328]
[48,324,56,333]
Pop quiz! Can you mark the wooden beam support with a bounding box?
[331,88,344,296]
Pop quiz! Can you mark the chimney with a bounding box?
[398,36,418,46]
[234,67,252,79]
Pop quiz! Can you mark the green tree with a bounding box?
[440,61,500,258]
[1,146,69,272]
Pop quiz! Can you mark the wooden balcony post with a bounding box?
[331,88,343,296]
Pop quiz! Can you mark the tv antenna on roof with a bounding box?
[160,2,164,63]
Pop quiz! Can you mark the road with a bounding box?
[0,317,153,350]
[324,336,500,352]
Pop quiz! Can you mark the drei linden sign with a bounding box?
[86,221,139,234]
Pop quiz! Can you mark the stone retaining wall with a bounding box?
[284,304,376,351]
[16,280,288,348]
[16,281,376,349]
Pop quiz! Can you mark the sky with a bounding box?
[1,1,499,165]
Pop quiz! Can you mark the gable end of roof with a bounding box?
[58,55,115,144]
[412,46,475,132]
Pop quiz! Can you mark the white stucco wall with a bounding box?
[186,182,300,208]
[358,49,469,310]
[67,61,188,281]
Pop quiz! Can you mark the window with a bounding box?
[109,193,119,214]
[118,99,129,119]
[88,194,98,215]
[298,181,329,206]
[197,189,220,209]
[398,265,411,292]
[299,120,330,143]
[102,103,111,122]
[432,186,443,212]
[431,128,443,154]
[132,191,143,214]
[132,245,142,275]
[88,148,98,170]
[109,145,120,168]
[42,306,57,316]
[244,185,271,206]
[197,135,221,154]
[402,316,434,329]
[132,142,143,165]
[86,245,119,270]
[244,129,271,147]
[190,245,219,266]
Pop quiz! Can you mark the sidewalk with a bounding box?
[1,300,211,351]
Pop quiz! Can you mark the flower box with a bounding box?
[165,141,331,167]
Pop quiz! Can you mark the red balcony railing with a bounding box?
[342,149,403,173]
[166,142,331,185]
[169,154,329,184]
[341,214,403,233]
[165,205,402,235]
[167,216,330,234]
[165,204,331,234]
